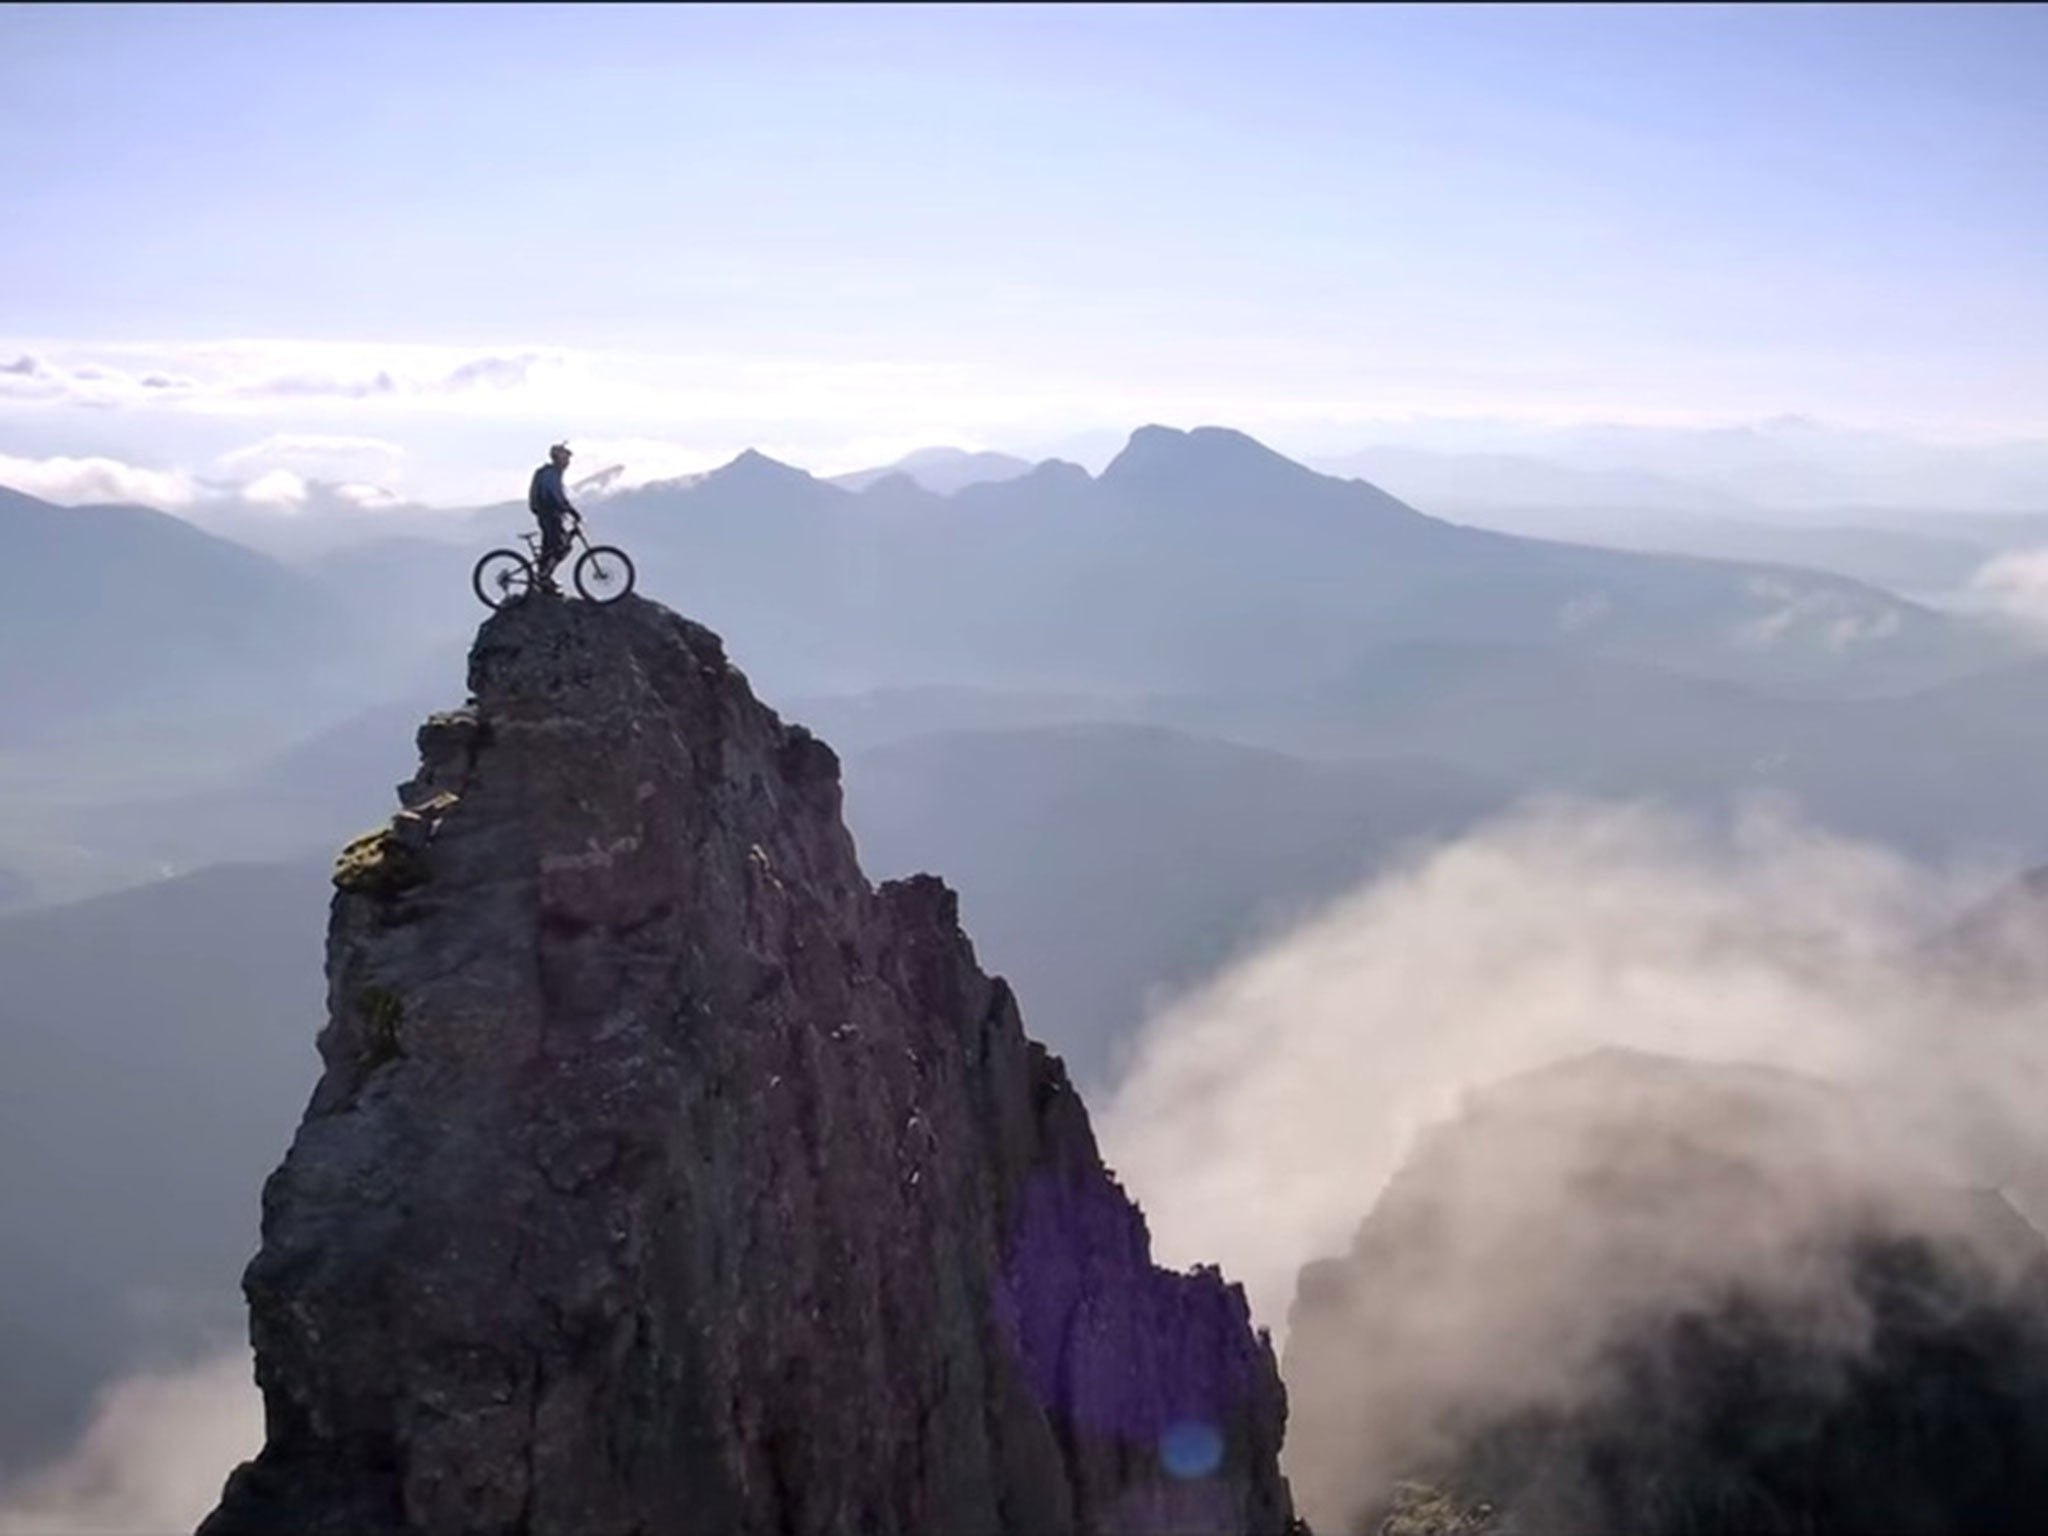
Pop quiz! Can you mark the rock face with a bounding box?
[201,594,1292,1536]
[1282,1049,2048,1536]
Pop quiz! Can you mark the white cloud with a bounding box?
[1099,797,2037,1339]
[331,480,404,510]
[5,332,2046,512]
[0,1350,259,1536]
[236,351,551,404]
[1733,575,1903,653]
[216,433,405,471]
[564,436,723,497]
[237,468,308,509]
[0,450,412,529]
[1557,591,1612,634]
[1970,545,2048,639]
[0,340,566,415]
[0,453,197,509]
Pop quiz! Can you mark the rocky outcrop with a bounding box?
[1282,1048,2048,1535]
[201,594,1292,1535]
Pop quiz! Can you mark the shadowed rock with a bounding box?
[200,593,1292,1535]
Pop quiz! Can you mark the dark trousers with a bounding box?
[537,513,569,579]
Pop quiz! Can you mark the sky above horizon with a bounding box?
[3,2,2045,509]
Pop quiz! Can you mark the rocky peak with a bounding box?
[201,592,1292,1535]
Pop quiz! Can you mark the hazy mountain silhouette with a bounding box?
[300,536,482,699]
[6,428,2048,1503]
[789,640,2048,871]
[1425,507,1995,599]
[85,693,445,875]
[177,482,448,562]
[830,445,1037,495]
[0,859,328,1475]
[845,723,1510,1087]
[574,426,2017,702]
[0,487,358,745]
[1312,445,1749,516]
[1342,420,2048,514]
[239,426,2026,726]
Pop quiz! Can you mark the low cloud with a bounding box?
[564,436,723,497]
[1970,545,2048,638]
[0,451,410,528]
[236,468,309,509]
[1100,797,2038,1336]
[331,480,405,510]
[1733,576,1902,653]
[0,453,197,510]
[1098,795,2048,1525]
[0,1351,258,1536]
[216,433,406,472]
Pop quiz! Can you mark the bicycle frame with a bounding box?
[520,520,594,558]
[477,518,633,609]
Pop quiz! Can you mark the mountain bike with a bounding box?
[471,521,637,609]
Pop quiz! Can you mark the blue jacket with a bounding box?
[529,462,577,523]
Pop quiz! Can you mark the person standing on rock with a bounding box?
[528,442,581,594]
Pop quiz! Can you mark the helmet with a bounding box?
[549,441,573,464]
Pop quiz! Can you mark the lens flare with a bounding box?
[1160,1420,1224,1479]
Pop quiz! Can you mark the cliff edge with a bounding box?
[201,593,1292,1535]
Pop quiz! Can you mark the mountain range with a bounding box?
[7,424,2048,1511]
[8,420,2048,913]
[463,425,2022,703]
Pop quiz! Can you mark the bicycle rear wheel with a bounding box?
[472,549,535,609]
[574,545,635,604]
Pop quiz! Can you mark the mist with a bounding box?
[1096,794,2048,1524]
[1094,796,2048,1525]
[1971,544,2048,638]
[0,1351,257,1536]
[1100,793,2047,1325]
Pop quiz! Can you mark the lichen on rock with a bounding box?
[331,826,426,898]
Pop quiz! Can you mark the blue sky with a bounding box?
[2,2,2044,506]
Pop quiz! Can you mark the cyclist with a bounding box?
[527,442,581,594]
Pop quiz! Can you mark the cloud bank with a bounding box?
[0,453,198,510]
[1099,796,2043,1337]
[0,1351,257,1536]
[0,436,416,523]
[0,343,560,413]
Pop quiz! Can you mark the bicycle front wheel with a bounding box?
[574,545,636,605]
[472,549,535,610]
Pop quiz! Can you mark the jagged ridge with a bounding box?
[201,593,1292,1535]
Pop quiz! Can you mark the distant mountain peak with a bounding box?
[830,446,1037,497]
[851,469,941,503]
[895,445,1029,473]
[709,447,815,485]
[1023,457,1092,485]
[1100,424,1317,488]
